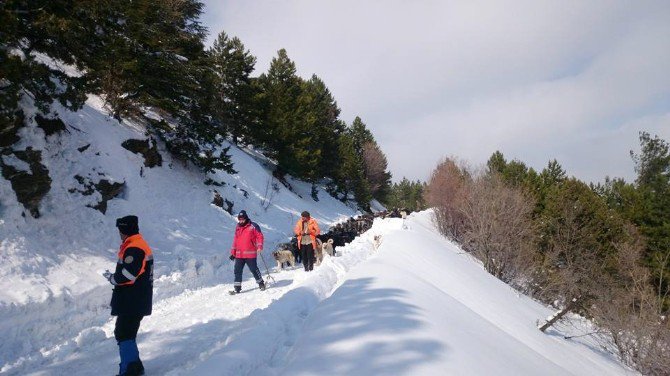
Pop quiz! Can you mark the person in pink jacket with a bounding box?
[229,210,265,294]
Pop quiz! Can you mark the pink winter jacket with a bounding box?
[230,221,264,259]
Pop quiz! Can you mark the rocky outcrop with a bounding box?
[34,114,66,137]
[70,174,125,214]
[0,148,51,218]
[121,139,162,168]
[0,110,24,147]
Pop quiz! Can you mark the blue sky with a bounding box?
[200,0,670,184]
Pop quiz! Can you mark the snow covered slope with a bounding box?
[262,211,634,375]
[0,95,358,372]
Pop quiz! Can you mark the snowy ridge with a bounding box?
[264,212,634,376]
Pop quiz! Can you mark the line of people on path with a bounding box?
[101,209,323,375]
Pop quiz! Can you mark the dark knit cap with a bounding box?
[116,215,139,236]
[301,211,310,218]
[237,210,249,220]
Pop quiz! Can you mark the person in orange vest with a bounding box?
[294,211,320,271]
[229,210,265,294]
[102,215,153,376]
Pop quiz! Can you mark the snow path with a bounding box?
[5,220,388,376]
[2,213,634,376]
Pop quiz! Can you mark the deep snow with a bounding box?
[0,93,634,375]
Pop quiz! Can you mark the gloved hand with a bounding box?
[102,270,113,282]
[229,254,235,261]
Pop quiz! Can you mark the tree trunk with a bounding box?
[538,297,580,332]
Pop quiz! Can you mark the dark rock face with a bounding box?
[70,174,125,214]
[121,139,162,168]
[204,178,225,186]
[0,148,52,218]
[211,190,233,214]
[89,179,125,214]
[77,144,90,153]
[34,114,66,137]
[0,110,24,147]
[223,198,234,214]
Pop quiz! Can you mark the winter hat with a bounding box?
[301,211,310,218]
[237,210,249,220]
[116,215,139,236]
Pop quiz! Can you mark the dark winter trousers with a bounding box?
[114,315,143,342]
[234,257,263,290]
[114,315,144,375]
[292,245,301,264]
[300,244,315,271]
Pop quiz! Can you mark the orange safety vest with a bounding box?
[117,234,153,286]
[294,218,320,249]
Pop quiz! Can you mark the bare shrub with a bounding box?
[459,173,538,284]
[591,226,670,375]
[424,158,470,240]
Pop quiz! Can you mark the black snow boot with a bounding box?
[259,281,266,291]
[229,286,241,295]
[125,360,145,375]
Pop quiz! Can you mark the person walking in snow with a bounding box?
[294,211,320,271]
[102,215,153,376]
[229,210,266,294]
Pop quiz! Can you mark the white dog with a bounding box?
[322,238,335,257]
[315,238,324,266]
[373,235,382,251]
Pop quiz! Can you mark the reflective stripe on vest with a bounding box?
[117,234,153,286]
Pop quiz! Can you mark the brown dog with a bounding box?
[272,250,295,269]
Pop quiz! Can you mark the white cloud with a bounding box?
[202,0,670,183]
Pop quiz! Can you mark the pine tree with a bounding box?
[300,75,345,180]
[487,151,507,175]
[629,132,670,308]
[386,178,427,211]
[1,0,89,130]
[257,49,326,180]
[362,141,392,201]
[335,131,370,207]
[208,31,258,145]
[347,116,391,201]
[350,116,374,155]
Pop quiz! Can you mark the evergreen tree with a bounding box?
[486,151,507,175]
[256,49,313,177]
[208,31,258,144]
[300,75,345,180]
[538,178,627,302]
[347,116,391,201]
[386,177,427,211]
[350,116,374,155]
[362,141,392,201]
[0,0,236,173]
[334,131,370,207]
[629,132,670,307]
[1,0,89,131]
